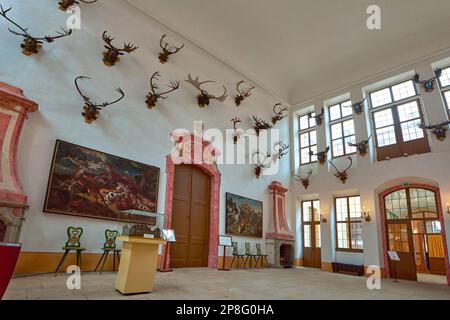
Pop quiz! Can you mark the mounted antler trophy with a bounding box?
[348,135,372,157]
[252,116,273,136]
[252,151,272,179]
[344,97,367,115]
[145,72,180,109]
[185,74,228,107]
[272,141,289,161]
[234,81,255,106]
[329,157,353,184]
[0,5,72,55]
[310,108,324,126]
[75,76,125,124]
[158,34,184,64]
[294,169,313,190]
[419,121,450,141]
[272,103,289,125]
[102,31,138,66]
[58,0,98,11]
[231,117,242,144]
[311,146,330,165]
[414,69,442,93]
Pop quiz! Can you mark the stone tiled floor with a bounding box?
[4,267,450,300]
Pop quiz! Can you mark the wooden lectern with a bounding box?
[115,236,166,295]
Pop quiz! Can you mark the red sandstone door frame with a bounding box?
[379,184,450,285]
[160,151,221,269]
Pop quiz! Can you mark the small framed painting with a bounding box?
[219,235,232,247]
[162,229,176,242]
[226,193,263,238]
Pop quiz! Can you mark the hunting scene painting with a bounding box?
[44,140,159,225]
[226,193,263,238]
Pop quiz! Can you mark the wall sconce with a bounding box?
[320,214,328,224]
[446,203,450,215]
[362,206,371,222]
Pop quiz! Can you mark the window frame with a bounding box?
[437,67,450,118]
[368,79,430,161]
[334,195,363,253]
[328,100,356,158]
[298,112,317,165]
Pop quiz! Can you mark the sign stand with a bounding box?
[158,229,176,273]
[388,251,400,283]
[218,245,231,271]
[218,235,233,271]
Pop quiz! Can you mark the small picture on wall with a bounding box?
[43,140,160,225]
[226,193,263,238]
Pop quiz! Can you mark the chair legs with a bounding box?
[94,251,108,272]
[54,250,70,275]
[95,250,121,274]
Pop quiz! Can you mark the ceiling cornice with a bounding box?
[122,0,292,108]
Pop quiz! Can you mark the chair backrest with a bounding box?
[232,241,239,256]
[104,230,119,249]
[256,243,262,255]
[245,242,252,255]
[65,226,83,248]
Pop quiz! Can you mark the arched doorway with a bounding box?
[160,134,221,270]
[0,219,6,242]
[379,184,450,285]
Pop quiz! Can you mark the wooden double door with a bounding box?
[383,187,447,281]
[302,200,322,268]
[170,165,211,268]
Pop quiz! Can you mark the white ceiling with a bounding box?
[126,0,450,105]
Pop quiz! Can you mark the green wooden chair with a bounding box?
[94,230,121,274]
[255,243,269,269]
[55,227,86,274]
[230,241,246,270]
[244,242,258,268]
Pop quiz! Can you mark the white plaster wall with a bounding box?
[0,0,292,255]
[292,49,450,268]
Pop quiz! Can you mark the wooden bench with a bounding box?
[332,263,364,276]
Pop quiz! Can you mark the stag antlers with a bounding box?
[329,157,353,184]
[414,69,442,93]
[158,34,184,64]
[272,103,288,125]
[146,72,180,109]
[311,146,330,165]
[234,81,255,106]
[75,76,125,124]
[310,108,324,126]
[252,116,273,136]
[419,120,450,141]
[0,5,72,55]
[102,31,138,66]
[231,117,242,144]
[294,169,313,190]
[273,141,289,161]
[185,74,228,107]
[58,0,98,11]
[348,135,372,157]
[252,151,272,179]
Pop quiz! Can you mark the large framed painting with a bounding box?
[44,140,160,225]
[226,193,263,238]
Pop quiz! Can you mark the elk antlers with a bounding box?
[419,120,450,141]
[231,117,242,144]
[272,141,289,161]
[252,116,273,136]
[185,74,228,107]
[272,103,289,125]
[234,80,255,106]
[58,0,98,11]
[0,5,72,55]
[311,146,330,165]
[102,31,138,67]
[146,72,180,109]
[414,69,442,93]
[75,76,125,124]
[329,157,353,184]
[348,135,372,157]
[252,151,272,179]
[158,34,184,64]
[343,96,367,115]
[310,108,324,126]
[294,169,313,190]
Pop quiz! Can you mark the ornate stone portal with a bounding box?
[265,181,295,268]
[0,82,38,243]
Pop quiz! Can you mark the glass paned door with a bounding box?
[302,200,321,268]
